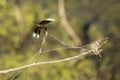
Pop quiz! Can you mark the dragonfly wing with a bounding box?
[39,18,55,25]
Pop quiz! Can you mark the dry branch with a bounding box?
[0,37,108,74]
[0,51,90,74]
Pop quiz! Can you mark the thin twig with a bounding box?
[9,70,22,80]
[34,31,48,62]
[0,50,91,74]
[49,34,72,47]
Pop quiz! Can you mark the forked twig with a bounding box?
[8,32,48,80]
[0,37,108,74]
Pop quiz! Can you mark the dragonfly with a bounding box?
[33,18,55,38]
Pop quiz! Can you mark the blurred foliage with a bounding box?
[0,0,120,80]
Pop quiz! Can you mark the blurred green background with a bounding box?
[0,0,120,80]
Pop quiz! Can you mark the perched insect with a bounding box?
[33,18,55,38]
